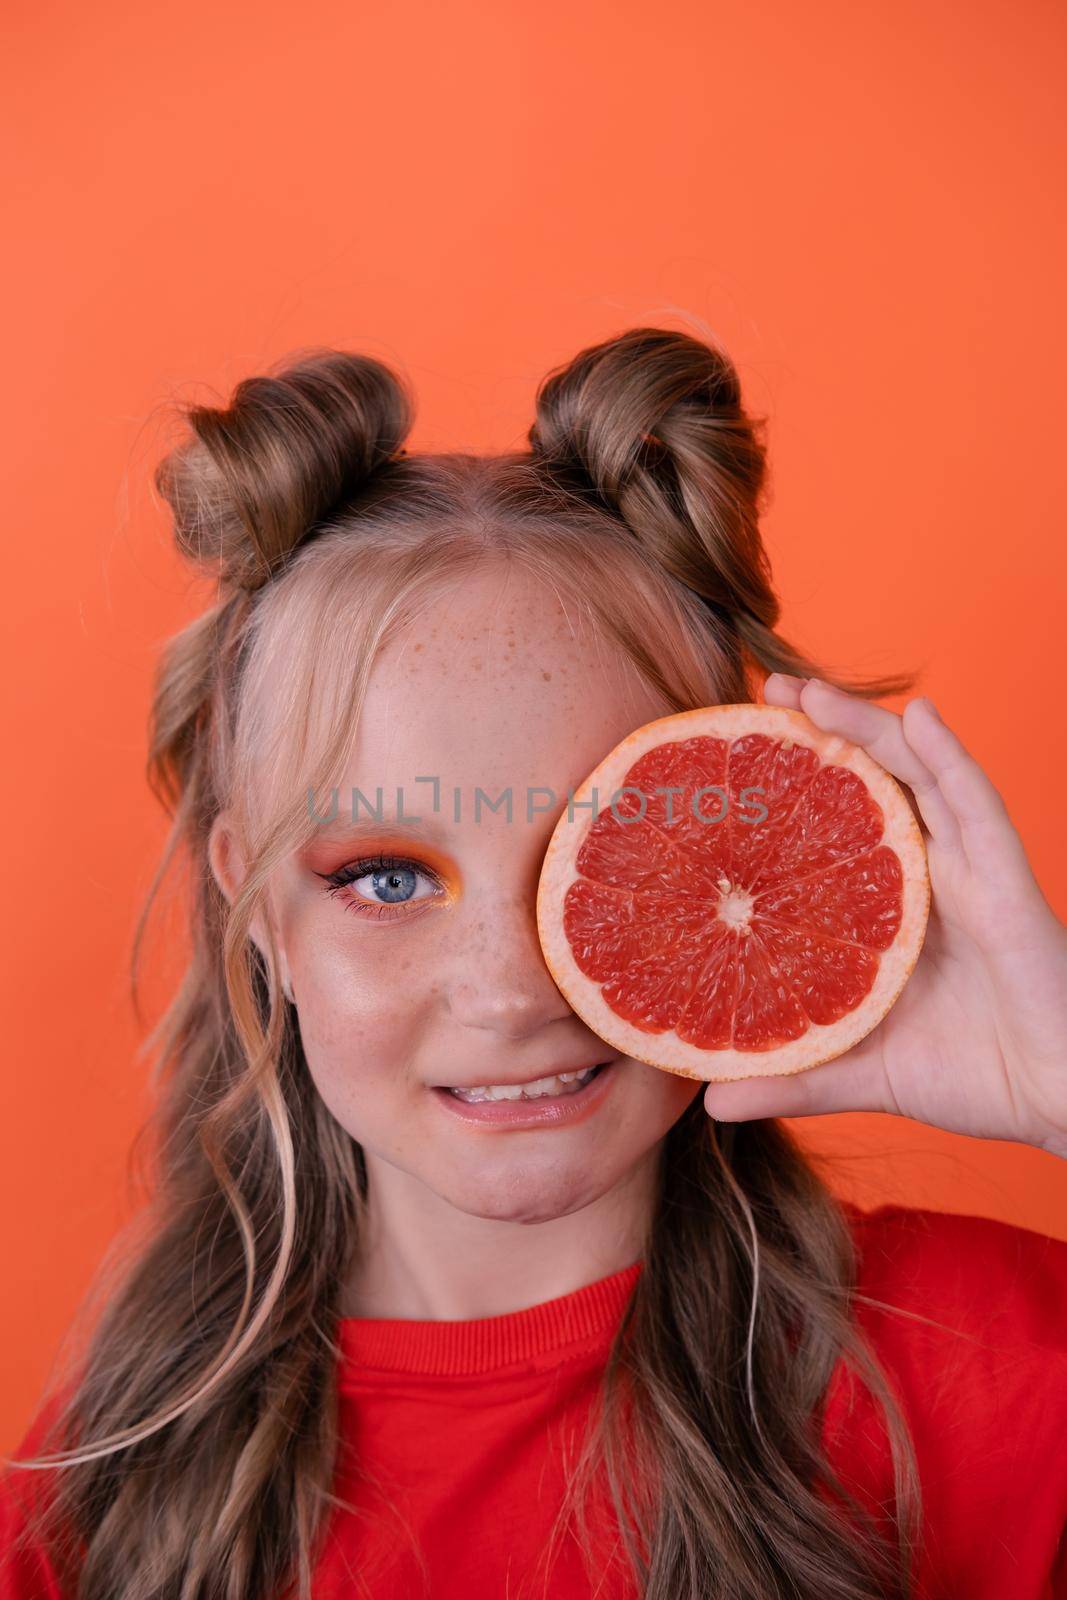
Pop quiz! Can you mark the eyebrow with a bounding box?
[303,810,452,846]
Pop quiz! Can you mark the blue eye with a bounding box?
[316,854,445,920]
[371,863,417,903]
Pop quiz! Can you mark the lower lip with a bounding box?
[430,1058,621,1129]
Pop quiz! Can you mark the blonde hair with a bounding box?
[6,327,921,1598]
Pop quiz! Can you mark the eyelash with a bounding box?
[316,853,447,921]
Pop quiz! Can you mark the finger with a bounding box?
[764,674,961,854]
[898,696,1029,878]
[702,1037,895,1122]
[761,672,808,703]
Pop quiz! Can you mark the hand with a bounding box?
[702,675,1067,1158]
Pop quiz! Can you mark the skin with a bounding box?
[210,563,1067,1321]
[210,560,701,1320]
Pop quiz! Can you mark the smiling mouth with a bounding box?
[440,1062,613,1104]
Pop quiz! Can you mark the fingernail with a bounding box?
[924,698,943,721]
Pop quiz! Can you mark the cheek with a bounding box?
[286,933,430,1115]
[636,1064,705,1128]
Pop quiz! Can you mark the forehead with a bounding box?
[343,561,669,821]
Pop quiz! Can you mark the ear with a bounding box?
[207,811,296,1004]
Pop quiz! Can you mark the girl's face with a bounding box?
[218,561,702,1233]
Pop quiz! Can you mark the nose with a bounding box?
[443,889,573,1039]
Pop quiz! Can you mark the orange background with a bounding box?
[3,0,1065,1449]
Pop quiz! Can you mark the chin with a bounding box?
[436,1163,611,1225]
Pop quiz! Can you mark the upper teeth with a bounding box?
[448,1067,599,1103]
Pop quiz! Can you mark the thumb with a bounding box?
[702,1043,892,1122]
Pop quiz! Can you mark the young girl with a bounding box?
[2,327,1066,1600]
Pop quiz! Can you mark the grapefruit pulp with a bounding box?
[536,703,930,1082]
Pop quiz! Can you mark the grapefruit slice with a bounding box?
[536,703,930,1082]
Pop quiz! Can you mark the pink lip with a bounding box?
[430,1058,621,1129]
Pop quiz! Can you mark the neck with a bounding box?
[339,1145,659,1321]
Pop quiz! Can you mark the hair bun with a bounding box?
[528,325,772,629]
[529,325,747,498]
[155,348,414,594]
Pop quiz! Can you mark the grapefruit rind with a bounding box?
[536,703,930,1084]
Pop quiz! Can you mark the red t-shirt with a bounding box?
[3,1205,1066,1598]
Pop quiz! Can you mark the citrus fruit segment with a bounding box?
[536,703,930,1083]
